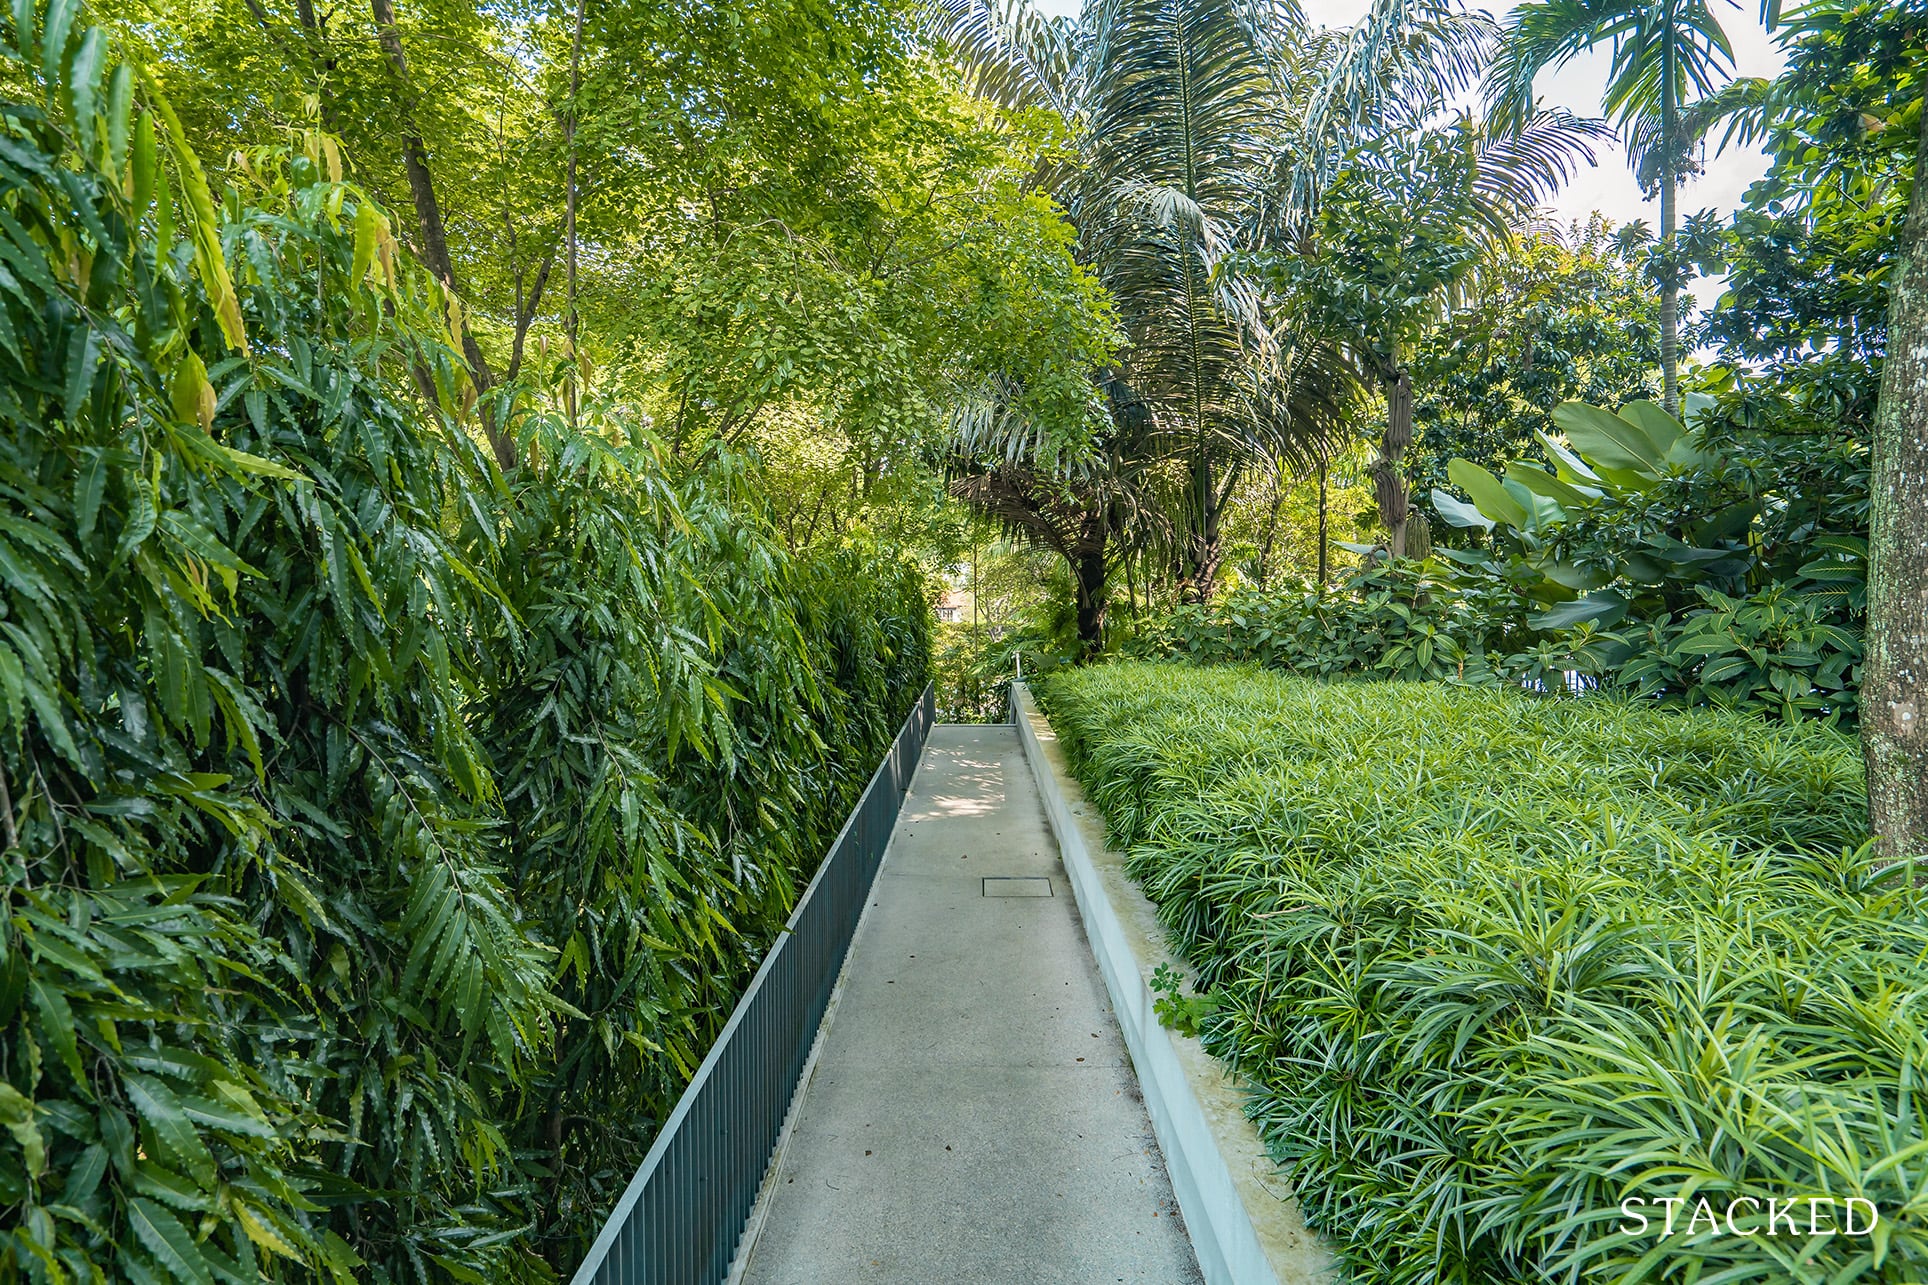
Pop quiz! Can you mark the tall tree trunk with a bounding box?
[1072,547,1108,660]
[564,0,584,427]
[1659,191,1680,416]
[1864,103,1928,862]
[1254,459,1283,591]
[1180,444,1224,603]
[369,0,514,470]
[1316,457,1329,588]
[1659,34,1680,416]
[1373,367,1413,557]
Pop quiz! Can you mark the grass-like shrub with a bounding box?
[1038,663,1921,1284]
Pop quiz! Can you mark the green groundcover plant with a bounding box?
[0,13,928,1282]
[1040,663,1922,1285]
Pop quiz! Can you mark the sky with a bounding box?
[1026,0,1789,309]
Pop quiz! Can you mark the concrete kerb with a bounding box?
[1011,681,1336,1285]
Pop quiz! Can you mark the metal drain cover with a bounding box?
[982,877,1052,897]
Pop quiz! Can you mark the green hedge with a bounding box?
[1039,663,1924,1285]
[0,25,927,1284]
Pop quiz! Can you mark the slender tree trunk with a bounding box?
[1255,462,1283,591]
[1317,458,1329,588]
[369,0,514,470]
[1182,505,1223,603]
[505,250,554,383]
[1072,547,1108,660]
[564,0,584,427]
[1864,103,1928,862]
[1659,194,1680,416]
[1180,441,1220,603]
[1373,367,1413,557]
[1659,35,1681,416]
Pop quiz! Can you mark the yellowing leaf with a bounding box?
[352,201,381,288]
[235,1202,301,1261]
[143,78,249,356]
[168,349,214,430]
[0,1082,45,1178]
[212,443,302,481]
[442,285,466,353]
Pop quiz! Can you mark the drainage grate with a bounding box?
[982,876,1053,898]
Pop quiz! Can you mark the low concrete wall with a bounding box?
[1011,682,1334,1285]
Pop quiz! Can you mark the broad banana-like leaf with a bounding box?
[1552,401,1665,474]
[1622,551,1669,584]
[1514,484,1566,529]
[1617,400,1684,452]
[1646,542,1739,568]
[1430,487,1494,530]
[1447,457,1528,529]
[1504,461,1591,510]
[1531,589,1629,630]
[1436,545,1498,568]
[1619,397,1714,469]
[1537,432,1603,486]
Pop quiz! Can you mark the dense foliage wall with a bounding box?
[0,22,927,1283]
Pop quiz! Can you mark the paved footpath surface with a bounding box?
[738,725,1203,1285]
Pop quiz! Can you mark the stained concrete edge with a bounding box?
[1011,683,1337,1285]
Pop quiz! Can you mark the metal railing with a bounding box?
[569,684,936,1285]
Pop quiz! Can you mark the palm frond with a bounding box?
[1469,106,1615,229]
[924,0,1082,116]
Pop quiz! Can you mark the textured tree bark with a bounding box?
[369,0,515,470]
[563,0,584,427]
[1373,367,1413,557]
[1864,104,1928,862]
[1073,547,1109,660]
[1254,464,1283,591]
[1659,42,1680,417]
[1316,458,1329,588]
[1174,439,1229,604]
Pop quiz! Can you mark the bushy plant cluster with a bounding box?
[1039,663,1915,1285]
[1133,399,1864,725]
[0,22,927,1284]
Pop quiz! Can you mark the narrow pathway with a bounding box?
[738,725,1202,1285]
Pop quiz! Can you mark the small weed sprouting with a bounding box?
[1149,963,1220,1038]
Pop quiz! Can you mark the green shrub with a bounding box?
[1039,663,1920,1285]
[0,22,927,1283]
[1136,397,1864,726]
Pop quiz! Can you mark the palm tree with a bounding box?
[1240,1,1606,557]
[947,373,1163,655]
[1250,108,1609,555]
[1487,0,1757,416]
[935,0,1356,604]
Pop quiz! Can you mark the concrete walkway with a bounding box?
[738,725,1203,1285]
